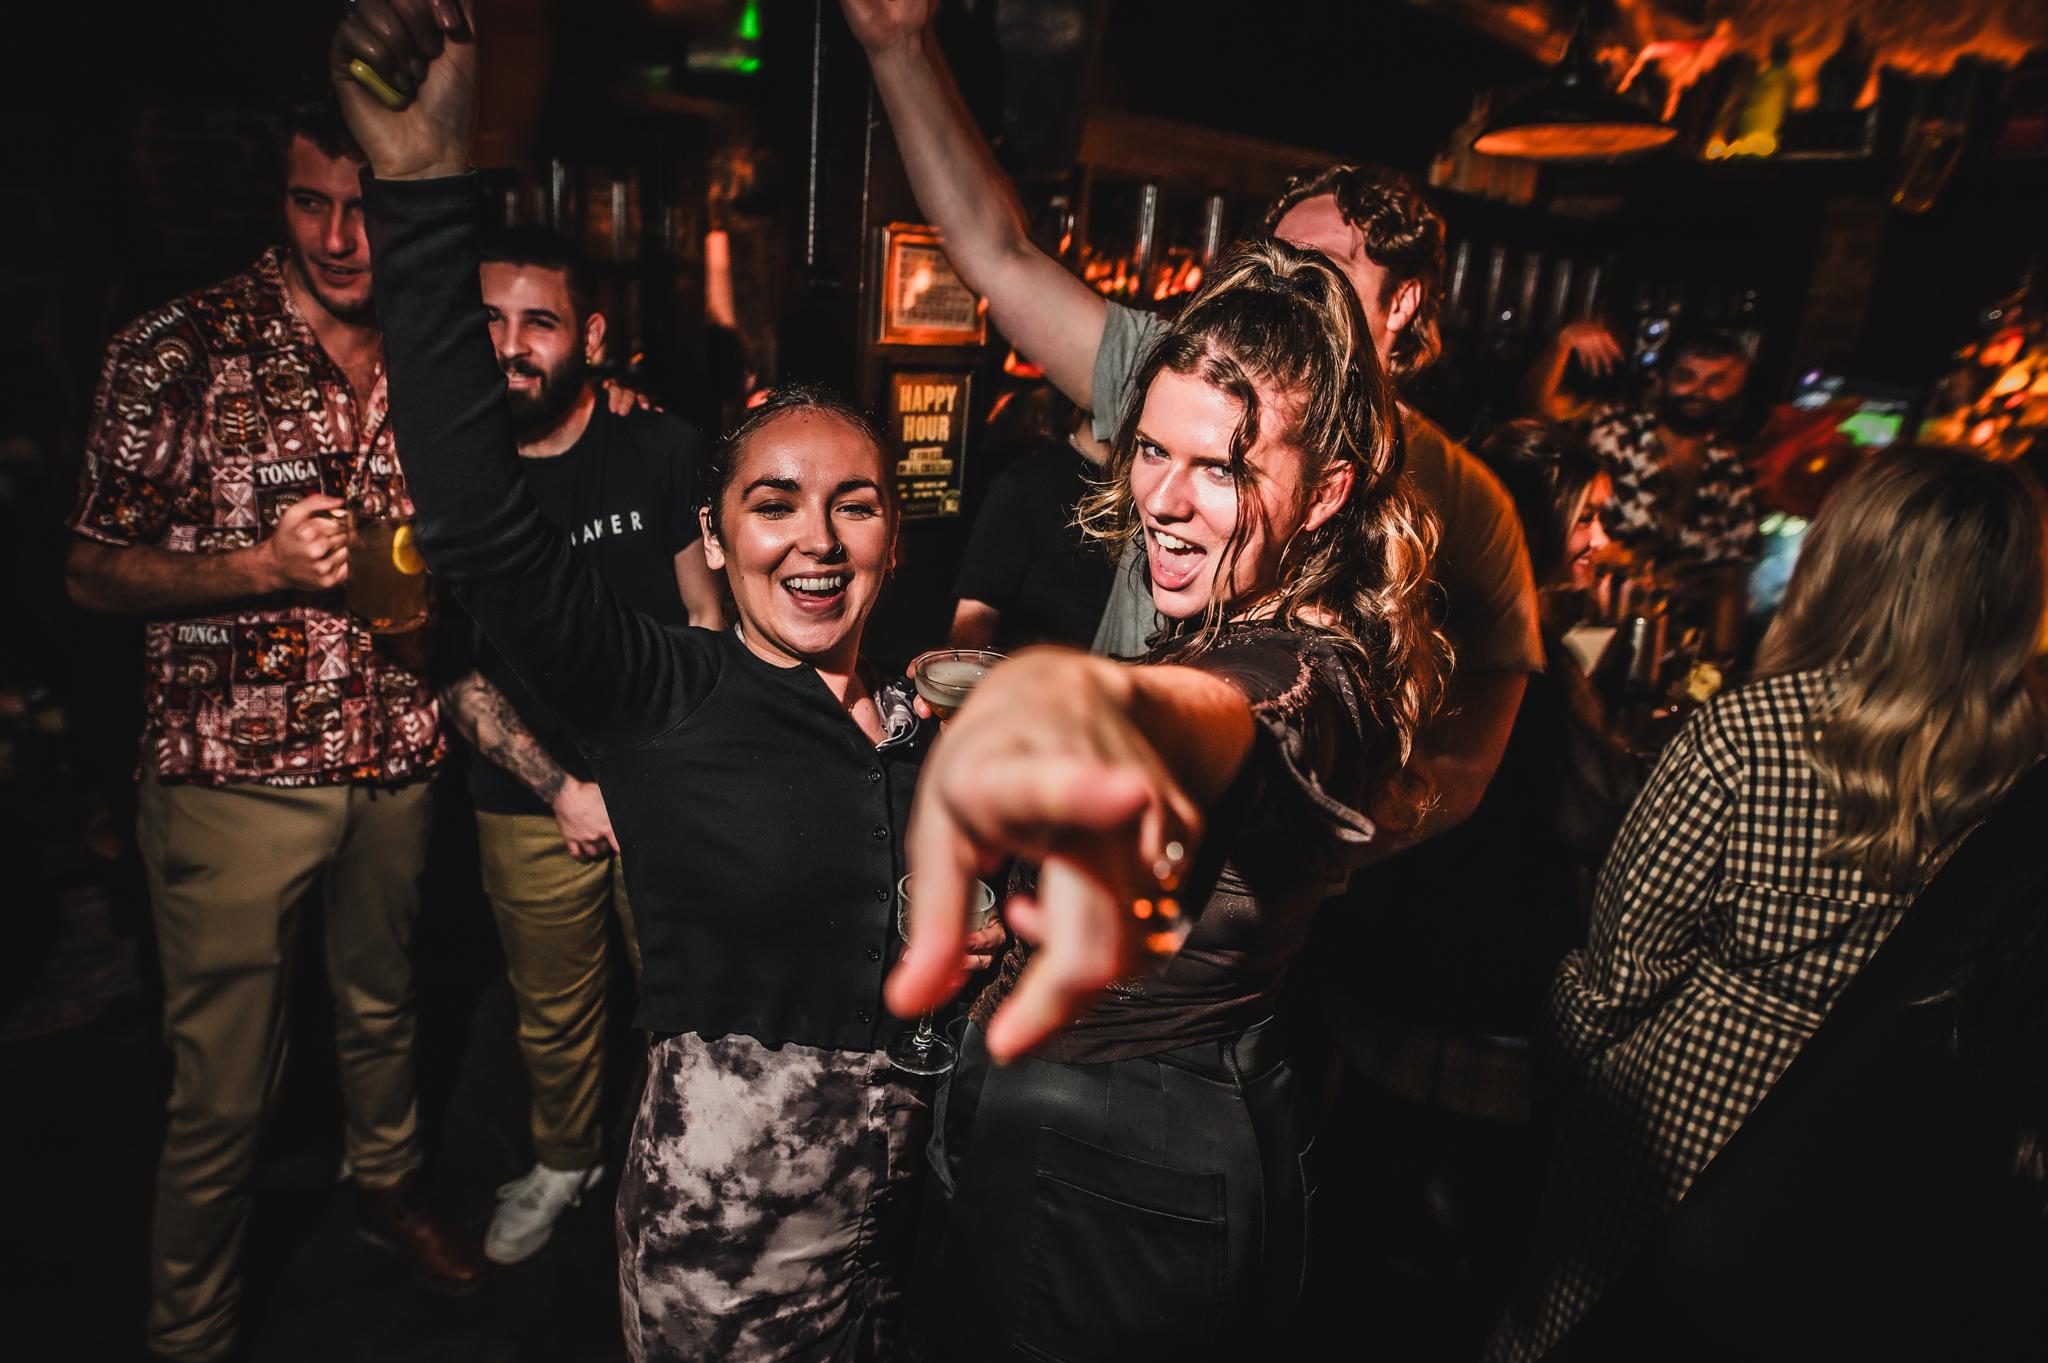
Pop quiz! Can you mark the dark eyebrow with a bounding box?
[286,185,361,212]
[1134,429,1226,465]
[833,478,882,498]
[740,476,800,498]
[521,307,565,326]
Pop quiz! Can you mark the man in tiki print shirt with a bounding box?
[65,98,482,1362]
[1582,327,1763,659]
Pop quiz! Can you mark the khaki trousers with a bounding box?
[138,774,433,1362]
[475,811,639,1173]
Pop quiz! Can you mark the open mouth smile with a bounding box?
[782,572,851,613]
[1145,525,1207,593]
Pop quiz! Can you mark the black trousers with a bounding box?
[909,1017,1314,1363]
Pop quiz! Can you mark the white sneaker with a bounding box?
[484,1162,603,1265]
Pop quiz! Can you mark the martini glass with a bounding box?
[909,648,1005,722]
[886,873,998,1076]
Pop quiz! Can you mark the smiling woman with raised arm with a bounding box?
[328,6,997,1359]
[888,238,1446,1361]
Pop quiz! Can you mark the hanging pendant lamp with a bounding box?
[1473,18,1676,160]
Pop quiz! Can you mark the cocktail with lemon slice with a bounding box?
[346,516,431,633]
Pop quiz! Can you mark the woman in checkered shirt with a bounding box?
[1490,447,2048,1361]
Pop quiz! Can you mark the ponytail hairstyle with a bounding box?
[1074,237,1447,833]
[1756,446,2048,890]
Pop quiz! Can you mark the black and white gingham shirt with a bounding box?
[1490,668,1921,1361]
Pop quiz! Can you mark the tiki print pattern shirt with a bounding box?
[68,248,442,787]
[1585,405,1762,572]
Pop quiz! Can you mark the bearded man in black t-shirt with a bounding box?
[438,227,724,1265]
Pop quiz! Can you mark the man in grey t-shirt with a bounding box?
[846,0,1540,854]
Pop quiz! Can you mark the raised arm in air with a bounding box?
[845,0,1108,409]
[332,0,708,753]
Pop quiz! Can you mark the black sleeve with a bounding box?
[1190,631,1382,875]
[423,588,481,689]
[666,417,706,553]
[951,465,1030,607]
[365,174,714,754]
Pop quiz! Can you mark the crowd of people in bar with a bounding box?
[57,0,2048,1360]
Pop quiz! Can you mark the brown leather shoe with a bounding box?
[355,1175,487,1296]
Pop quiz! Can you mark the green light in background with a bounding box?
[684,0,761,77]
[1838,410,1904,448]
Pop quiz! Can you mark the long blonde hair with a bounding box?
[1074,238,1446,832]
[1756,446,2047,890]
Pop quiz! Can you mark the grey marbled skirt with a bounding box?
[616,1031,929,1363]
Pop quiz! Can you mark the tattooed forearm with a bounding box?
[440,670,570,804]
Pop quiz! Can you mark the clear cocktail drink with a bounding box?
[886,874,999,1076]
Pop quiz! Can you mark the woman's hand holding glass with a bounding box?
[888,876,1005,1075]
[907,648,1005,724]
[888,648,1210,1064]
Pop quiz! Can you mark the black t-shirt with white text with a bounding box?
[469,404,705,814]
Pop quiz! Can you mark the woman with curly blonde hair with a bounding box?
[1490,445,2048,1361]
[890,237,1446,1361]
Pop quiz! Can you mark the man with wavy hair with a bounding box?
[842,0,1541,850]
[65,94,483,1362]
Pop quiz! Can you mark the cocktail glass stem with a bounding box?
[887,1006,956,1074]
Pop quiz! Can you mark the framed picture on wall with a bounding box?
[877,223,987,347]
